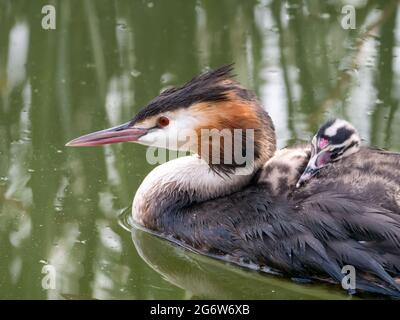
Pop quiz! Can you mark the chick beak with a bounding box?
[65,122,148,147]
[296,151,330,188]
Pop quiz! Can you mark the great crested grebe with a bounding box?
[67,66,400,297]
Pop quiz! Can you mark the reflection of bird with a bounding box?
[130,225,350,299]
[67,66,400,297]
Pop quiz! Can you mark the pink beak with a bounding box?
[65,122,148,147]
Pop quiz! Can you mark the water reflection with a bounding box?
[129,216,351,300]
[0,0,399,299]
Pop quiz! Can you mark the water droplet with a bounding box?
[28,169,35,173]
[147,2,154,8]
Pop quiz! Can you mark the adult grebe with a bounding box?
[67,66,400,297]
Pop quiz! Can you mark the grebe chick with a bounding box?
[259,119,360,194]
[258,145,311,196]
[296,119,361,188]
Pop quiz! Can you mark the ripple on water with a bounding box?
[117,206,134,232]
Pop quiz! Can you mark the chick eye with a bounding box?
[157,116,170,128]
[318,137,329,150]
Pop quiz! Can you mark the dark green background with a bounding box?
[0,0,399,299]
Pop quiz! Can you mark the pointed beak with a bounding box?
[65,122,148,147]
[296,165,319,188]
[296,151,330,188]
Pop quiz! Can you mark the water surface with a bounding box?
[0,0,399,299]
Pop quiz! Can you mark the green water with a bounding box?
[0,0,399,299]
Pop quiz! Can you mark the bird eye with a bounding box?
[157,116,170,128]
[318,137,329,150]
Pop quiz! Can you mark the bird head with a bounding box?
[66,65,276,175]
[296,118,361,187]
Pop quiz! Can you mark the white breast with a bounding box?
[132,155,253,224]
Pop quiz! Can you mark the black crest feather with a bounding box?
[131,64,236,124]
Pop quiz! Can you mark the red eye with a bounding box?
[157,116,170,128]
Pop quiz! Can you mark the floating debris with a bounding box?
[0,176,9,182]
[116,23,127,30]
[130,69,141,78]
[160,72,175,84]
[270,26,279,33]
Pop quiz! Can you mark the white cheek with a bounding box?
[137,130,168,148]
[137,126,198,151]
[137,111,202,151]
